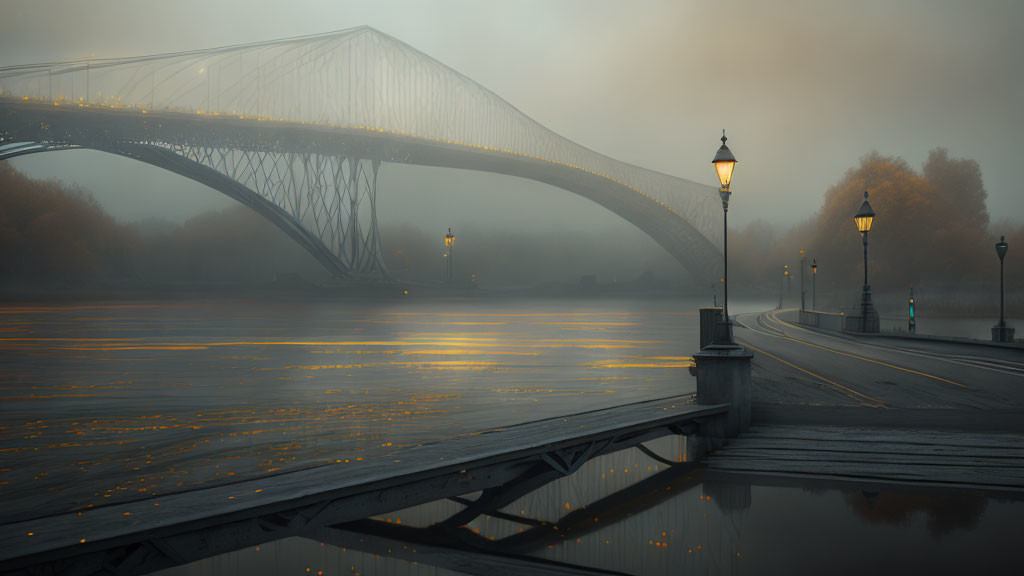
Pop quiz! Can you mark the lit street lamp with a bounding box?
[712,130,737,343]
[993,236,1014,342]
[779,266,787,309]
[799,250,806,311]
[693,133,753,439]
[811,259,817,310]
[444,228,455,283]
[852,190,879,332]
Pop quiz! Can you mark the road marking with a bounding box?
[756,313,787,336]
[763,310,1023,378]
[738,339,886,407]
[751,312,968,389]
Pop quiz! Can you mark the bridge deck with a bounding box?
[704,424,1024,492]
[0,395,725,574]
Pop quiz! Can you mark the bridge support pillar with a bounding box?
[692,344,752,441]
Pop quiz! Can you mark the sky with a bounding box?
[2,0,1022,237]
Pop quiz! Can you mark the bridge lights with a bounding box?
[993,236,1014,341]
[712,130,737,344]
[851,190,879,332]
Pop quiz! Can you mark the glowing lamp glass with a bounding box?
[711,131,737,189]
[854,215,873,233]
[714,160,735,189]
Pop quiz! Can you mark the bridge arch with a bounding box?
[0,141,376,278]
[1,133,722,283]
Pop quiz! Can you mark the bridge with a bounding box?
[0,26,723,281]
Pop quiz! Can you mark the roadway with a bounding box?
[733,309,1024,430]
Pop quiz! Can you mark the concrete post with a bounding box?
[693,343,753,439]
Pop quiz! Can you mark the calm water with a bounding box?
[3,296,1017,575]
[152,438,1022,576]
[1,296,747,522]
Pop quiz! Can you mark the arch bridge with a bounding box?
[0,26,722,281]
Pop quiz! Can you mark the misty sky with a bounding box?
[2,0,1022,238]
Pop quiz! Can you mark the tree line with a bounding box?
[729,149,1021,308]
[1,149,1020,298]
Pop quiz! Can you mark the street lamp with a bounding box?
[799,250,806,311]
[853,190,879,332]
[780,266,787,309]
[811,259,817,310]
[993,236,1013,342]
[444,228,455,283]
[712,130,737,343]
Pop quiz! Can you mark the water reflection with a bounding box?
[844,487,988,537]
[0,298,701,523]
[155,436,1020,576]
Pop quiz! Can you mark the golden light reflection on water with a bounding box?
[0,299,699,523]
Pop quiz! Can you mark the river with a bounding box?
[1,296,1017,574]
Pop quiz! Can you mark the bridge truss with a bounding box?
[171,145,388,277]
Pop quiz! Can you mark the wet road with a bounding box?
[735,309,1024,410]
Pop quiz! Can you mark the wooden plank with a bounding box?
[0,395,725,572]
[740,425,1024,448]
[711,448,1024,467]
[752,405,1024,434]
[704,458,1024,488]
[706,424,1024,490]
[714,440,1024,459]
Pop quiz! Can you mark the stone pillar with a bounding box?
[693,343,753,439]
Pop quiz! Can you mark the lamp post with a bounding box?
[784,265,789,299]
[444,228,455,283]
[799,250,806,311]
[694,131,753,439]
[781,266,788,309]
[811,259,817,310]
[853,190,879,332]
[909,285,916,334]
[993,236,1014,342]
[712,130,737,343]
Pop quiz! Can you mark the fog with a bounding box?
[2,0,1024,293]
[729,148,1024,308]
[1,0,1022,290]
[0,163,687,290]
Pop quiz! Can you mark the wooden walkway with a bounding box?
[704,424,1024,492]
[0,395,725,576]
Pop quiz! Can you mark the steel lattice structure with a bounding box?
[172,144,387,276]
[0,26,723,280]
